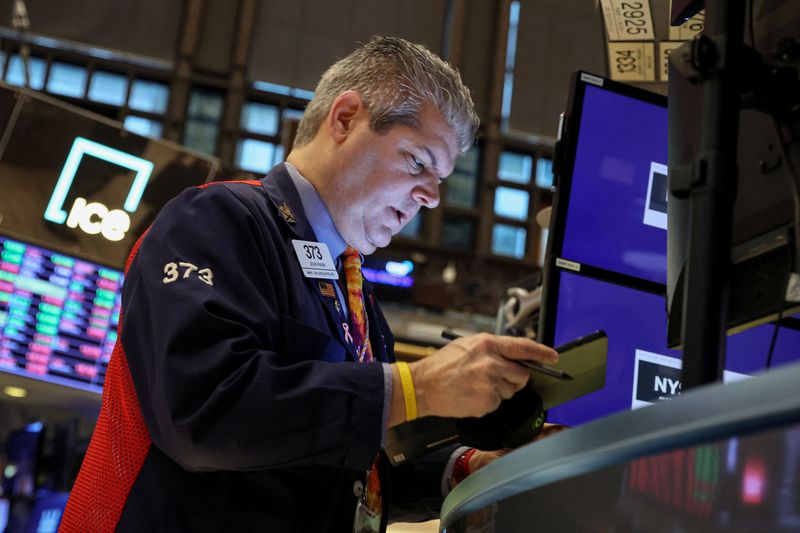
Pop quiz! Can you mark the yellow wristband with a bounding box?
[396,361,417,421]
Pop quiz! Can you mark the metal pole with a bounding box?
[680,0,746,389]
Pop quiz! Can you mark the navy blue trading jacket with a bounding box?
[61,164,453,532]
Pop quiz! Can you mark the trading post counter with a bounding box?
[440,361,800,532]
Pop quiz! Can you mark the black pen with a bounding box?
[441,330,573,381]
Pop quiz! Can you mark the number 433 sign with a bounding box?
[600,0,657,82]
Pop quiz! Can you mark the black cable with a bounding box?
[767,121,800,369]
[748,0,756,50]
[766,261,791,369]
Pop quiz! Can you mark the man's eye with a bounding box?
[408,154,425,173]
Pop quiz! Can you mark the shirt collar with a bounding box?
[284,161,348,259]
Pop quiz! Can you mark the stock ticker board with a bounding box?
[0,234,122,393]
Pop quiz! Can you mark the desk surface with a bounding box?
[440,361,800,532]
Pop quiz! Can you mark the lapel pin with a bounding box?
[278,203,296,224]
[319,281,336,299]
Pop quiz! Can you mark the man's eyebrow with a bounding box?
[418,145,440,176]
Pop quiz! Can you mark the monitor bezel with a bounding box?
[539,70,668,348]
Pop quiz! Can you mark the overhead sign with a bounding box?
[600,0,656,41]
[43,137,154,242]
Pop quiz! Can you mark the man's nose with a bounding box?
[412,179,440,209]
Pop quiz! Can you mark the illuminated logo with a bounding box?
[43,137,154,242]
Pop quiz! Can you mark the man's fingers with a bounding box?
[491,335,558,364]
[497,379,521,400]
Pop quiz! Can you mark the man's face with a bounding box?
[326,101,459,254]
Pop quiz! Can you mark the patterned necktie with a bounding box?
[342,246,382,530]
[342,246,373,363]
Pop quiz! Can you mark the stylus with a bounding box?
[441,330,573,380]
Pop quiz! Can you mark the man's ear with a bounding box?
[326,91,365,143]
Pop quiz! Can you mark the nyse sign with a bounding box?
[632,349,749,409]
[43,137,154,242]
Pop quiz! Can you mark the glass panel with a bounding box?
[494,187,529,221]
[184,120,218,156]
[183,88,224,155]
[283,108,305,122]
[442,216,476,251]
[492,223,526,258]
[88,71,128,106]
[129,79,169,113]
[240,102,279,136]
[5,55,46,89]
[235,139,276,173]
[47,62,88,98]
[536,157,554,188]
[498,151,532,184]
[123,115,163,138]
[445,146,480,208]
[398,212,422,239]
[538,228,549,266]
[187,88,224,120]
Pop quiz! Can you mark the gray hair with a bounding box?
[293,36,479,152]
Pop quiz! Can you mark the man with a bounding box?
[61,36,558,532]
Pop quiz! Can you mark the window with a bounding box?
[399,213,423,239]
[88,71,128,106]
[492,149,535,258]
[47,62,88,98]
[5,54,46,89]
[124,116,163,138]
[234,139,284,174]
[494,187,529,221]
[498,151,532,184]
[235,85,306,174]
[241,102,279,136]
[183,87,224,155]
[442,216,476,251]
[536,157,554,189]
[129,79,169,114]
[445,146,481,208]
[492,224,526,258]
[501,1,521,124]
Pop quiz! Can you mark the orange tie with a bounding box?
[342,246,382,525]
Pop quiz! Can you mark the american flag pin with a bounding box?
[319,281,336,299]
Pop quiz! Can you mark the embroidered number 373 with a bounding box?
[163,261,214,286]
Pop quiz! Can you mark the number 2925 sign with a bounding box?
[600,0,655,41]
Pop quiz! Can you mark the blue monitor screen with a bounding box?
[548,269,800,427]
[0,234,121,393]
[558,78,668,285]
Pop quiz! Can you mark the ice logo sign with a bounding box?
[43,137,154,242]
[643,162,668,230]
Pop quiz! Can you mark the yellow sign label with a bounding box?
[601,0,656,41]
[607,42,656,82]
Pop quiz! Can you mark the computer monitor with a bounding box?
[0,234,121,394]
[548,71,668,286]
[540,266,800,427]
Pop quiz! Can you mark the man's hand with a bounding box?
[389,333,558,424]
[452,424,570,487]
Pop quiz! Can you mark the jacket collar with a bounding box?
[260,163,317,243]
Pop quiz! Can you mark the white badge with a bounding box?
[291,240,338,279]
